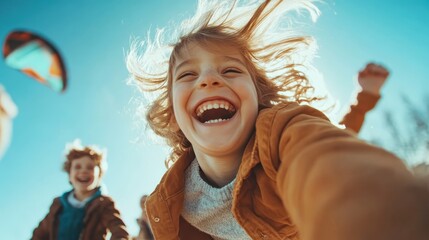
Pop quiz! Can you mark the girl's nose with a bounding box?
[198,71,222,88]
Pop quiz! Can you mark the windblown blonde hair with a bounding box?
[127,0,322,166]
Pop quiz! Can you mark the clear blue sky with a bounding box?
[0,0,428,238]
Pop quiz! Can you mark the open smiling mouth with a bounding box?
[76,177,91,184]
[196,100,237,124]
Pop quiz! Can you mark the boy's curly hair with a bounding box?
[63,140,107,176]
[127,0,323,167]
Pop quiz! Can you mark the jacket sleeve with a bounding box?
[339,91,380,133]
[32,214,50,240]
[31,199,58,240]
[101,198,130,240]
[267,104,429,240]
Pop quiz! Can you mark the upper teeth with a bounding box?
[196,100,235,116]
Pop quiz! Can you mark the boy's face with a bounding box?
[171,42,258,159]
[69,155,101,194]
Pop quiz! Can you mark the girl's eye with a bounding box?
[177,72,196,80]
[223,68,242,74]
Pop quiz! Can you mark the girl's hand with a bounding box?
[358,63,389,95]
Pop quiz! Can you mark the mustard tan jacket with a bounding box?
[32,195,130,240]
[145,102,429,240]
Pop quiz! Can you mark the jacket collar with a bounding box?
[159,149,195,198]
[146,135,264,239]
[144,150,195,239]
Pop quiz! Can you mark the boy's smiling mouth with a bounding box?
[76,176,91,183]
[195,100,236,124]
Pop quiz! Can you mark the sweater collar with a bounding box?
[60,187,102,209]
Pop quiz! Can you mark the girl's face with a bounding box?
[171,42,258,160]
[69,156,101,196]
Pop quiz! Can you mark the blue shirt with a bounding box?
[57,188,101,240]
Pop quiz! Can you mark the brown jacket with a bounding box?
[32,195,130,240]
[145,102,429,240]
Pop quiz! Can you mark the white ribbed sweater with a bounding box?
[181,159,251,240]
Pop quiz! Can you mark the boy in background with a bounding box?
[32,140,130,240]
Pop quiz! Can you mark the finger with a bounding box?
[358,70,368,78]
[366,63,377,69]
[366,64,389,77]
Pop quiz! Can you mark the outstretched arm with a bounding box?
[101,198,130,240]
[340,63,389,133]
[272,104,429,240]
[31,199,60,240]
[32,215,51,240]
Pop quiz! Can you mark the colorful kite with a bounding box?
[3,31,67,92]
